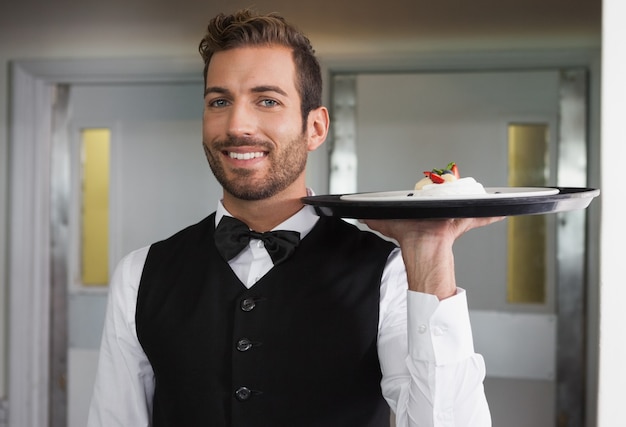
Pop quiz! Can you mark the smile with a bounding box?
[227,151,266,160]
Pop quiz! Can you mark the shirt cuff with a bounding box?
[407,288,475,366]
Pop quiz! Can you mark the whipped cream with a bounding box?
[412,177,487,197]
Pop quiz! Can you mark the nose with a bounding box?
[226,103,256,138]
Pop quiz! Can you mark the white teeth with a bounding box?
[228,151,265,160]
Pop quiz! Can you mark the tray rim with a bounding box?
[301,187,600,219]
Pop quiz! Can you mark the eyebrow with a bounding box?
[251,85,288,97]
[204,85,288,98]
[204,86,229,98]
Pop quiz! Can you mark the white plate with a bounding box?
[340,187,560,202]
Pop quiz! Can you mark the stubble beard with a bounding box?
[203,135,308,201]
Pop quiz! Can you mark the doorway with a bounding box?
[328,67,591,426]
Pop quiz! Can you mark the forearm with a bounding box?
[365,217,502,300]
[400,238,456,299]
[371,218,501,425]
[397,354,490,427]
[380,289,490,427]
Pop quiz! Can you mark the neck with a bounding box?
[222,187,307,232]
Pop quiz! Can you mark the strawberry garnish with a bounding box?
[447,162,460,179]
[427,171,445,184]
[423,162,459,184]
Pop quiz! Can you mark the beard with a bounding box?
[203,134,308,201]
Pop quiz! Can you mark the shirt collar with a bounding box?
[214,189,319,239]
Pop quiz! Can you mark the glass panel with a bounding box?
[80,128,110,285]
[507,124,549,304]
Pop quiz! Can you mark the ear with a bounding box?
[305,106,329,152]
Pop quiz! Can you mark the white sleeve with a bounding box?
[378,249,491,427]
[87,246,155,427]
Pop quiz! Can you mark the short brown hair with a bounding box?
[199,9,323,125]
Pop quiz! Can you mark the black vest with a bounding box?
[136,214,396,426]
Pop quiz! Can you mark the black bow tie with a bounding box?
[214,216,301,266]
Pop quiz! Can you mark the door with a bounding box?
[329,69,588,426]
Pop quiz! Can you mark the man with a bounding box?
[88,9,498,426]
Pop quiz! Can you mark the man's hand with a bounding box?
[364,217,504,299]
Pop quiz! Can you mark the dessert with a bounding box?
[413,162,487,196]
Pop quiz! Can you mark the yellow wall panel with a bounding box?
[81,129,110,285]
[507,124,548,304]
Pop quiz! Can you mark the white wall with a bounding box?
[598,0,626,425]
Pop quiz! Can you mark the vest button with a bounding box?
[240,298,256,312]
[236,338,253,352]
[235,386,251,401]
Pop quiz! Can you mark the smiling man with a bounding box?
[88,9,497,427]
[201,45,326,216]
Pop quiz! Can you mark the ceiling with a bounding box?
[0,0,602,56]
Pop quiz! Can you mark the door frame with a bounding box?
[8,49,600,426]
[7,57,201,427]
[321,48,601,427]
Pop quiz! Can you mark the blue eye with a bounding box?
[261,99,278,107]
[210,99,229,108]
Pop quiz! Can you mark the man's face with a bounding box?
[202,46,309,201]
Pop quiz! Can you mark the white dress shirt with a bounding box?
[88,202,491,427]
